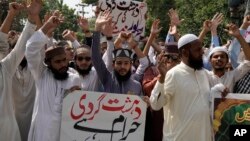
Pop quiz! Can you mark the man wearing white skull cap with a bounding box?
[150,33,213,141]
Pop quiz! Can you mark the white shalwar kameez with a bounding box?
[26,30,81,141]
[0,21,36,141]
[150,62,212,141]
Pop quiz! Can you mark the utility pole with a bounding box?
[76,3,88,17]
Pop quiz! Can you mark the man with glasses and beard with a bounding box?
[73,46,102,91]
[25,14,81,141]
[150,34,213,141]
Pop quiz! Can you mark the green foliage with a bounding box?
[82,0,98,4]
[41,0,78,41]
[175,0,230,46]
[145,0,175,39]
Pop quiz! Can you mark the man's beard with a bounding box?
[20,58,27,69]
[214,67,225,72]
[188,53,203,70]
[48,66,69,80]
[114,70,132,82]
[76,64,92,76]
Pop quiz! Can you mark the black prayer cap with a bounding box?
[112,48,133,60]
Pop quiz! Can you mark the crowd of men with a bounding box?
[1,0,250,141]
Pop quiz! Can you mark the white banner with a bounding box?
[98,0,147,41]
[60,91,147,141]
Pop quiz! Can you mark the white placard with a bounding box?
[60,91,147,141]
[98,0,147,41]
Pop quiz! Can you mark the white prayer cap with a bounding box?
[178,34,199,49]
[208,47,228,59]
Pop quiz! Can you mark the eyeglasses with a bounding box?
[77,56,91,62]
[164,54,179,61]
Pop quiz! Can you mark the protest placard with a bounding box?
[98,0,147,41]
[60,90,147,141]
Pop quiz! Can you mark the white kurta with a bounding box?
[208,60,250,92]
[150,62,212,141]
[26,30,81,141]
[0,25,36,141]
[79,68,100,91]
[0,21,36,141]
[12,66,36,141]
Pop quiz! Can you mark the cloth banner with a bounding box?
[98,0,147,41]
[212,93,250,141]
[60,90,147,141]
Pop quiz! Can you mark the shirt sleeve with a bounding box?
[211,35,220,47]
[132,56,150,82]
[25,29,48,81]
[150,70,175,110]
[165,33,175,43]
[102,40,114,72]
[91,31,112,87]
[234,60,250,82]
[72,40,81,48]
[0,32,9,60]
[150,81,168,111]
[228,29,246,68]
[2,20,36,77]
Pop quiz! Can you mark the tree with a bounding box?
[175,0,230,46]
[145,0,175,40]
[41,0,78,40]
[82,0,97,4]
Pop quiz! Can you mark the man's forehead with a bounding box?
[115,57,131,62]
[51,54,66,60]
[189,40,202,49]
[212,51,228,56]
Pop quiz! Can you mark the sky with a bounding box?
[63,0,95,18]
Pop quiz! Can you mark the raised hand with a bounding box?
[43,12,52,24]
[127,32,138,49]
[62,30,76,42]
[211,13,223,35]
[157,52,168,76]
[118,32,129,42]
[95,10,112,31]
[101,17,114,37]
[168,8,184,26]
[8,2,25,16]
[241,15,250,29]
[157,52,168,83]
[114,32,129,48]
[202,20,212,33]
[27,0,42,17]
[0,2,25,33]
[41,14,64,36]
[78,16,89,31]
[224,23,241,38]
[150,19,162,36]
